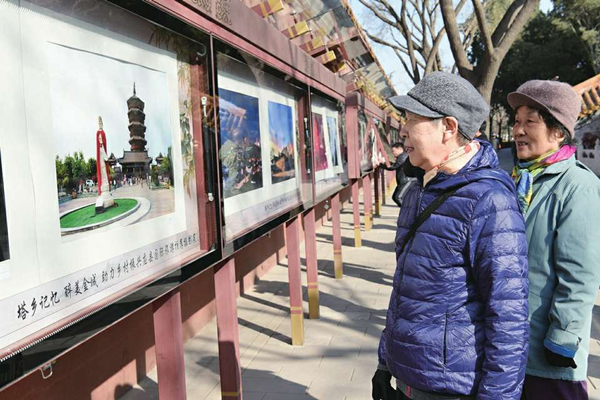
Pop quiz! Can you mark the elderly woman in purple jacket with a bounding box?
[372,72,529,400]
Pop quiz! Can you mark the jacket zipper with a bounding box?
[443,311,448,367]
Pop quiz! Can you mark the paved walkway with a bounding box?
[120,191,600,400]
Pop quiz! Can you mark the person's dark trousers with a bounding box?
[521,375,588,400]
[397,389,410,399]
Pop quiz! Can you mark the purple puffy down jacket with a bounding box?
[378,141,529,399]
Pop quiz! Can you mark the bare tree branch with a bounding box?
[491,0,525,47]
[358,0,398,29]
[439,0,475,80]
[472,0,494,53]
[495,0,540,55]
[425,0,468,73]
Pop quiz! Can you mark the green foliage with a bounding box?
[55,152,97,193]
[151,165,159,187]
[159,146,174,186]
[553,0,600,73]
[484,11,595,112]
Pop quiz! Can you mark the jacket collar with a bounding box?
[525,155,576,220]
[533,155,575,181]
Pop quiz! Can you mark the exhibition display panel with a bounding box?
[311,92,349,202]
[0,0,218,372]
[0,0,388,391]
[215,43,312,243]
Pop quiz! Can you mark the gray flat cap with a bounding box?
[388,72,490,139]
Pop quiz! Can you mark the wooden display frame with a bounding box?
[0,0,351,391]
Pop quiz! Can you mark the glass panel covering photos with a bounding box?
[0,0,215,360]
[311,93,348,200]
[374,119,394,163]
[358,110,375,175]
[216,49,310,242]
[390,127,400,144]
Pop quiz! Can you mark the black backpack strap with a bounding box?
[399,184,467,254]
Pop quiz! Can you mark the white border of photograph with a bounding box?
[217,72,300,218]
[0,0,47,294]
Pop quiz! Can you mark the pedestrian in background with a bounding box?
[380,142,415,207]
[509,80,600,400]
[372,72,529,400]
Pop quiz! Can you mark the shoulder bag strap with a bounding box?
[399,184,467,254]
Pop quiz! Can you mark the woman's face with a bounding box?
[512,106,564,161]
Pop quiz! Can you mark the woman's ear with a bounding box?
[554,128,567,144]
[441,116,459,144]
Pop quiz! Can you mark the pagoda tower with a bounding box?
[127,83,147,151]
[118,83,152,179]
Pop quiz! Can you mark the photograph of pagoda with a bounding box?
[48,42,176,242]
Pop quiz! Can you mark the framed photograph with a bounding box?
[219,89,263,199]
[269,102,296,184]
[327,116,341,168]
[311,94,347,200]
[312,113,329,172]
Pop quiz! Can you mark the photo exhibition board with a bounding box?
[311,94,347,200]
[0,0,211,358]
[217,53,305,242]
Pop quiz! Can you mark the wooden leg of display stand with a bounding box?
[351,180,362,247]
[304,209,319,319]
[332,193,343,279]
[152,289,187,400]
[381,169,386,206]
[214,259,242,400]
[374,170,381,217]
[286,217,305,345]
[363,174,372,231]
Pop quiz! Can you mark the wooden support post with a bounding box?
[381,168,387,206]
[303,209,319,319]
[364,174,373,231]
[332,193,343,279]
[351,179,361,247]
[286,217,305,345]
[152,289,187,400]
[374,169,381,216]
[214,259,242,400]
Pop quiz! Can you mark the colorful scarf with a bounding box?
[512,145,576,214]
[423,141,481,186]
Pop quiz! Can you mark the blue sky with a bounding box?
[219,89,261,145]
[349,0,555,95]
[268,101,294,150]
